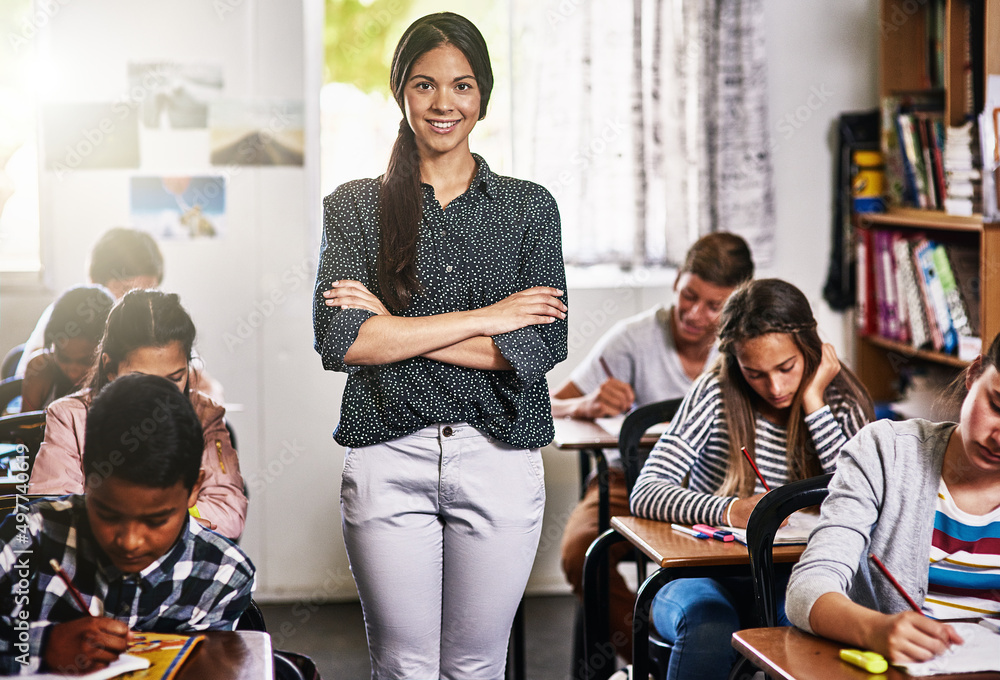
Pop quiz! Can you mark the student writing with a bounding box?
[0,374,254,674]
[20,285,114,412]
[28,290,247,540]
[553,232,754,663]
[629,278,874,680]
[786,331,1000,664]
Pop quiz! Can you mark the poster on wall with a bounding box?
[128,62,224,129]
[209,100,304,166]
[129,175,225,240]
[42,102,140,171]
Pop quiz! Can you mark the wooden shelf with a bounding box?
[860,208,983,232]
[860,335,970,369]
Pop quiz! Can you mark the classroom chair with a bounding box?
[0,378,22,415]
[0,344,23,381]
[0,411,46,493]
[726,473,833,680]
[577,398,682,680]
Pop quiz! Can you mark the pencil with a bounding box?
[869,553,922,614]
[49,558,93,616]
[598,357,614,380]
[741,446,771,492]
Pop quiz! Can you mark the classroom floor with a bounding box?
[260,594,579,680]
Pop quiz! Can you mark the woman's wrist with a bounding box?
[724,499,734,527]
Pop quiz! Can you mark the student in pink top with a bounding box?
[28,290,247,540]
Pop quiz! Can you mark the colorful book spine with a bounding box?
[933,244,973,340]
[914,239,957,354]
[856,228,876,335]
[890,233,911,344]
[894,234,930,349]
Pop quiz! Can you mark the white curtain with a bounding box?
[511,0,775,267]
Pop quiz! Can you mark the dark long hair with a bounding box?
[87,290,197,398]
[379,12,493,310]
[714,279,874,496]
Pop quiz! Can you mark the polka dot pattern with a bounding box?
[312,155,568,448]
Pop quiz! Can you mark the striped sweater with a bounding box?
[629,370,870,525]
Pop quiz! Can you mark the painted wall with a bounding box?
[1,0,879,601]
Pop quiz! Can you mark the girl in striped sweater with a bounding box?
[630,278,874,680]
[786,331,1000,664]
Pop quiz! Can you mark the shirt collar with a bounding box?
[418,153,497,202]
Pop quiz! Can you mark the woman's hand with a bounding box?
[472,286,566,336]
[323,280,391,316]
[868,611,963,664]
[802,343,841,415]
[724,493,768,528]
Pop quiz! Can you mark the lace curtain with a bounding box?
[511,0,775,267]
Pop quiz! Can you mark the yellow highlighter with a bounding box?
[839,649,888,674]
[189,505,202,519]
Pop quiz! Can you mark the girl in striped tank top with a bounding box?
[629,279,874,680]
[787,331,1000,665]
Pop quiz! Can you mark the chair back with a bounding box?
[619,398,683,494]
[237,598,268,631]
[0,344,24,381]
[0,378,22,415]
[745,473,832,627]
[0,411,47,487]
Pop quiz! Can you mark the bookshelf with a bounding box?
[856,0,1000,403]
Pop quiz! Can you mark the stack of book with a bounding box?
[857,228,981,360]
[894,110,948,210]
[943,122,983,216]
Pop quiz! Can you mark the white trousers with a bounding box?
[340,423,545,680]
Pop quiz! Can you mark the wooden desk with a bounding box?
[582,517,805,680]
[176,631,273,680]
[551,418,663,530]
[733,627,1000,680]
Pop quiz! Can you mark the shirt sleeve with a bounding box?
[183,554,256,632]
[785,422,887,633]
[193,399,247,541]
[312,183,378,375]
[629,374,732,525]
[0,507,47,672]
[28,400,86,495]
[491,186,568,387]
[807,389,872,474]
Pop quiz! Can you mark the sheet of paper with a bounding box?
[897,622,1000,676]
[26,653,150,679]
[723,509,820,545]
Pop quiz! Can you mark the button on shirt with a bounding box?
[312,155,568,449]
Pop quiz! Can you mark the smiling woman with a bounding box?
[312,12,567,680]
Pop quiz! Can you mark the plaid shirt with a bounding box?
[0,495,255,674]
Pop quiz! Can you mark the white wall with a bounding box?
[13,0,880,602]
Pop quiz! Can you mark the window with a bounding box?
[0,0,41,273]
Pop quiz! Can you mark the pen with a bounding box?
[692,524,735,542]
[215,440,226,473]
[839,649,888,674]
[598,357,615,380]
[49,558,94,616]
[670,524,710,539]
[869,553,922,613]
[741,446,771,492]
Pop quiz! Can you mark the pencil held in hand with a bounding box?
[869,553,922,613]
[598,357,614,380]
[741,446,771,492]
[50,558,94,616]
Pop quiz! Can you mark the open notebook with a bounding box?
[897,621,1000,676]
[26,632,204,680]
[722,509,821,546]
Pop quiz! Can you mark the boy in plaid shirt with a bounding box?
[0,373,255,674]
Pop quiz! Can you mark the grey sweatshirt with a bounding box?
[785,418,953,632]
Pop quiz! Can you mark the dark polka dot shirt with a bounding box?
[312,155,568,449]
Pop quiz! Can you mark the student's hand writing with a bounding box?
[801,343,841,415]
[45,618,130,674]
[869,611,963,664]
[323,280,391,316]
[725,493,790,529]
[576,378,635,419]
[473,287,567,336]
